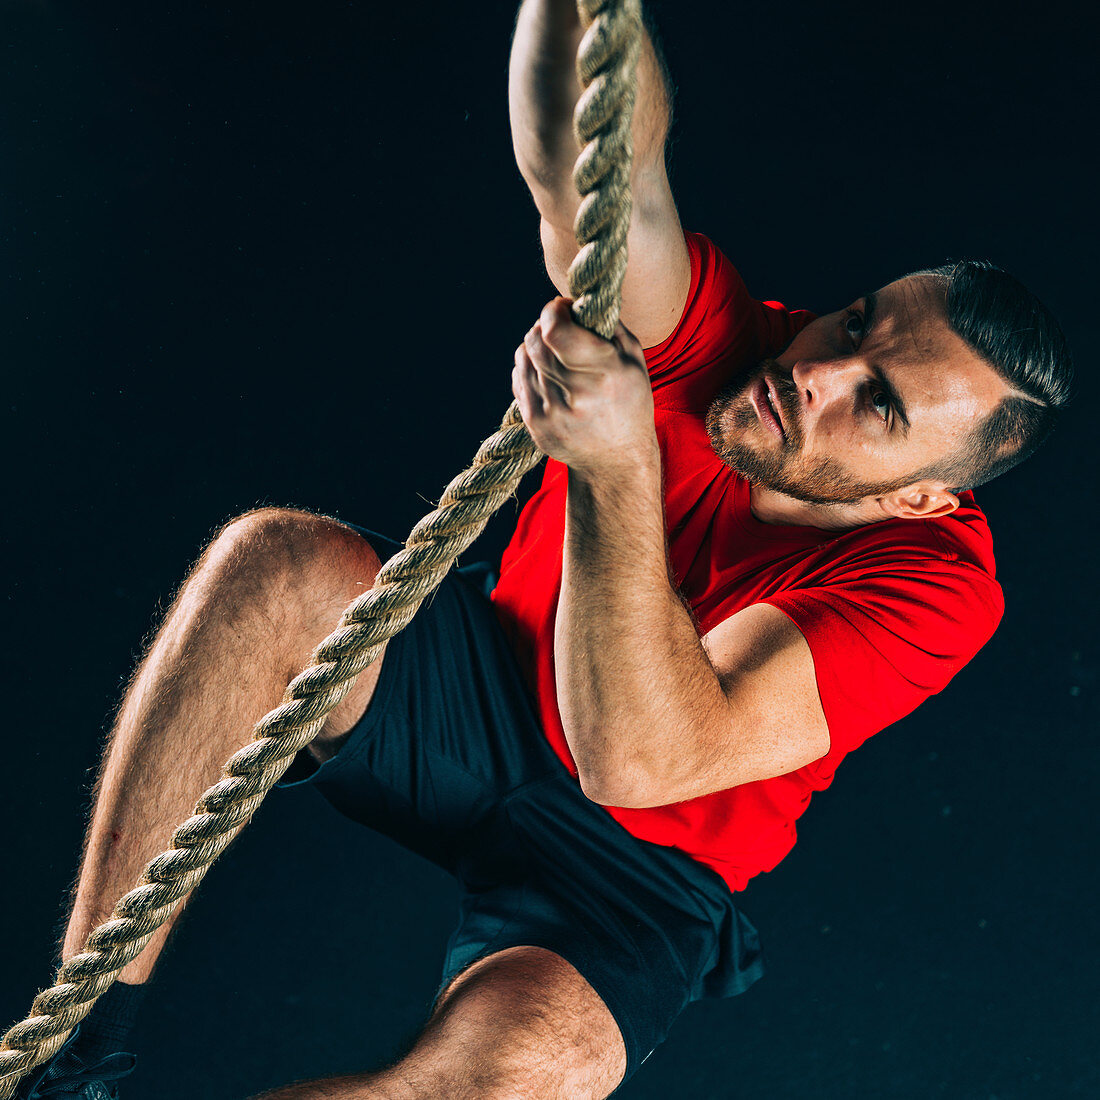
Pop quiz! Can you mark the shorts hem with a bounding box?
[273,616,405,790]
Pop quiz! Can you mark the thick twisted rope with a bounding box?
[0,1,641,1093]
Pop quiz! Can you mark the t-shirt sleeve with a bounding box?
[642,231,815,409]
[761,557,1004,768]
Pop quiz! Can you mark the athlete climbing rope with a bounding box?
[3,0,1072,1097]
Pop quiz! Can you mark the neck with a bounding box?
[748,481,884,532]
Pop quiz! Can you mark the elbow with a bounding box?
[575,757,671,810]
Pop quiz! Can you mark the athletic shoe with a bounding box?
[15,1023,136,1099]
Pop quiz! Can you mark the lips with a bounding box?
[751,376,786,441]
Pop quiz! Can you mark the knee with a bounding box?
[201,507,382,626]
[408,947,626,1099]
[422,1026,618,1100]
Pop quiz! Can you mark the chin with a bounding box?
[705,422,884,507]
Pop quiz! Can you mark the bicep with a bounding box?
[539,168,689,350]
[698,603,831,790]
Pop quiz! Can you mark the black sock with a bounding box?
[73,980,148,1063]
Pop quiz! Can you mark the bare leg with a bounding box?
[59,507,385,984]
[57,512,629,1098]
[249,946,627,1100]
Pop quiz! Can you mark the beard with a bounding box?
[703,359,921,507]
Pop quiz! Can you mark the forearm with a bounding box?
[509,0,671,224]
[555,456,731,808]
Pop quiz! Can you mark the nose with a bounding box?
[791,356,865,421]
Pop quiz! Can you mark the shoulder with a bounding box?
[770,502,1004,656]
[756,504,1003,760]
[925,491,999,576]
[833,493,999,595]
[644,232,816,403]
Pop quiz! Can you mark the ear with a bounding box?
[875,481,960,521]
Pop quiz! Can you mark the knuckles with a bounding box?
[510,306,655,465]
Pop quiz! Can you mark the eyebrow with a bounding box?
[860,292,911,437]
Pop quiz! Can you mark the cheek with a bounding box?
[776,315,843,366]
[803,409,858,452]
[803,417,888,473]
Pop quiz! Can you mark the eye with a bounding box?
[870,389,891,422]
[843,309,866,345]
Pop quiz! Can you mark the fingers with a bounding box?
[512,297,647,422]
[612,319,645,362]
[538,298,647,373]
[513,337,569,419]
[513,343,546,415]
[524,323,572,406]
[538,297,614,368]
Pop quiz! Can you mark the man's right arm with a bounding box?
[509,0,690,349]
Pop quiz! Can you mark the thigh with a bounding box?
[302,525,395,753]
[273,524,559,870]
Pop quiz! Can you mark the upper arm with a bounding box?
[538,166,690,350]
[685,553,1003,804]
[695,603,831,793]
[531,23,691,349]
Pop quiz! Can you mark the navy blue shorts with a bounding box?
[276,526,764,1083]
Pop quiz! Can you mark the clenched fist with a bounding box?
[512,298,658,476]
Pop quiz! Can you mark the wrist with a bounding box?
[565,437,662,487]
[565,445,665,549]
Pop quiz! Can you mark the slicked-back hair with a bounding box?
[908,260,1073,490]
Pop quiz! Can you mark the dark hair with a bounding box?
[908,260,1073,490]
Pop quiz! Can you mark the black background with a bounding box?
[3,0,1097,1096]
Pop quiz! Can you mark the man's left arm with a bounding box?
[513,299,830,809]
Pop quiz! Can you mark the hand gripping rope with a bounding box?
[0,1,642,1094]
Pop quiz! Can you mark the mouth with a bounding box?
[750,375,787,442]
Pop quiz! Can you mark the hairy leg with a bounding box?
[250,945,628,1100]
[59,507,385,983]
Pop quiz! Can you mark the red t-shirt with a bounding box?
[490,231,1004,893]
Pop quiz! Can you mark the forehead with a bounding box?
[864,275,1011,425]
[871,274,955,352]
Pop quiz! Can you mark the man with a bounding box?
[16,1,1071,1098]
